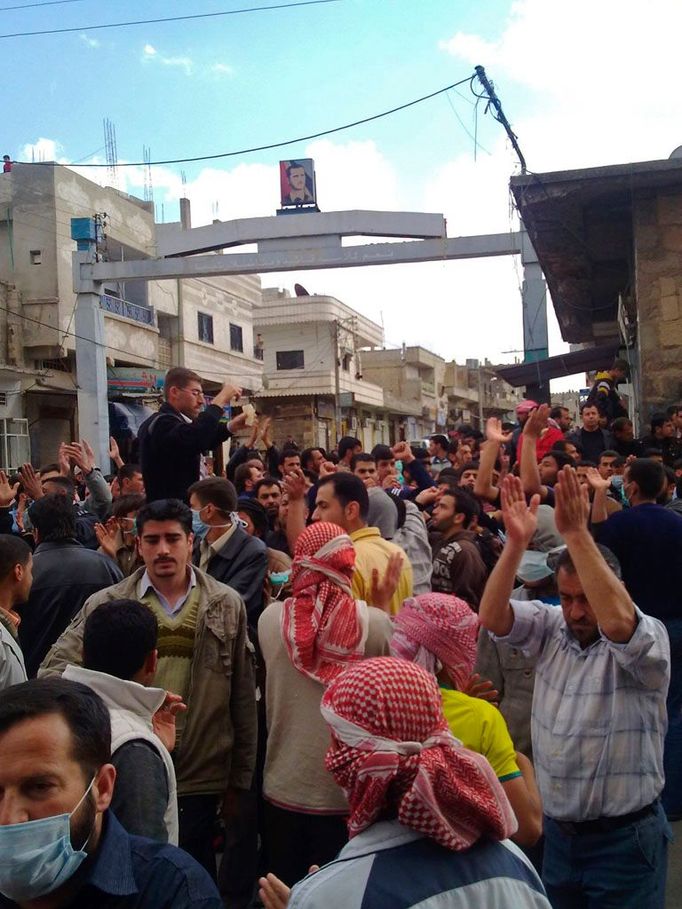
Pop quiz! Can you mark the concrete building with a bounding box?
[253,288,386,450]
[0,166,262,465]
[510,156,682,426]
[444,359,521,427]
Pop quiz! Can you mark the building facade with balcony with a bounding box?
[0,168,264,465]
[253,288,387,451]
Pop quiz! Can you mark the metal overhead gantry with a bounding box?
[71,208,547,467]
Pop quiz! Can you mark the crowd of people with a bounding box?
[0,361,679,908]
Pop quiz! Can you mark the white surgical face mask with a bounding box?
[0,776,96,902]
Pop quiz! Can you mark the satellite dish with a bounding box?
[294,283,310,297]
[669,146,682,159]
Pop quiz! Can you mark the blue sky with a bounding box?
[3,0,679,387]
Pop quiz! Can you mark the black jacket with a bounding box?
[138,403,231,503]
[192,525,267,629]
[18,539,123,677]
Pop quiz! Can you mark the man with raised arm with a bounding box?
[479,468,671,909]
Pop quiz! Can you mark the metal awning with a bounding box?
[493,343,621,388]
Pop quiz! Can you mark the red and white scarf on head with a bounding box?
[390,593,479,691]
[281,522,368,686]
[321,657,517,850]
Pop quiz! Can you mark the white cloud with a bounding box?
[80,34,100,49]
[142,43,192,74]
[211,63,234,76]
[21,137,61,163]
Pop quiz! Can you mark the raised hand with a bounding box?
[19,463,43,501]
[109,436,124,468]
[58,442,71,477]
[585,466,611,493]
[391,441,414,463]
[462,673,500,706]
[554,464,590,538]
[258,873,291,909]
[0,470,19,508]
[151,691,187,752]
[318,460,337,478]
[94,522,118,560]
[500,475,539,548]
[485,417,512,445]
[522,403,549,439]
[259,416,273,447]
[369,551,404,612]
[283,468,307,502]
[15,493,27,531]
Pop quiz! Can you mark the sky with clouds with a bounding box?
[3,0,680,391]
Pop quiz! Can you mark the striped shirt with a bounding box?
[288,820,549,909]
[492,600,670,822]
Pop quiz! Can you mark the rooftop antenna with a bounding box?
[103,118,119,188]
[181,170,187,194]
[143,145,154,203]
[474,65,526,173]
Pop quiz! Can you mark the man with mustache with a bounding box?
[38,498,257,881]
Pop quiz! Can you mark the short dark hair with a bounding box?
[253,477,281,498]
[611,417,633,433]
[234,463,258,495]
[29,493,76,541]
[439,488,476,528]
[580,401,600,413]
[666,404,682,419]
[111,493,146,519]
[42,475,75,498]
[318,473,369,520]
[279,450,301,466]
[554,544,621,580]
[188,476,238,514]
[163,366,201,398]
[236,498,269,538]
[350,452,375,471]
[552,439,582,455]
[542,450,574,470]
[39,462,62,477]
[447,439,459,455]
[643,448,664,459]
[575,460,597,469]
[437,468,459,487]
[0,678,111,780]
[83,600,158,681]
[136,498,192,536]
[371,444,393,462]
[627,458,666,499]
[0,534,31,583]
[550,405,569,420]
[429,434,449,451]
[338,436,361,459]
[300,447,325,470]
[455,461,479,479]
[117,463,142,484]
[598,450,619,461]
[651,412,670,433]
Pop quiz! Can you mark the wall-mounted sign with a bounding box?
[107,367,164,396]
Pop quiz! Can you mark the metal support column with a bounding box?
[520,226,550,403]
[71,221,110,470]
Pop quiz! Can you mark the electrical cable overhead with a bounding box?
[0,0,341,39]
[18,74,476,168]
[0,0,87,10]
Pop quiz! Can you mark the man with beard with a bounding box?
[0,677,221,907]
[430,488,487,608]
[39,499,257,880]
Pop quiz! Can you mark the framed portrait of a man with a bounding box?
[280,159,317,207]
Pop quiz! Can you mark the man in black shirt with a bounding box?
[566,403,613,464]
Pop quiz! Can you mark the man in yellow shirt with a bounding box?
[311,474,413,615]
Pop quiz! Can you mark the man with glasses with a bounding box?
[138,367,246,503]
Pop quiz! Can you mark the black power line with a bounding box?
[0,0,87,10]
[17,74,475,168]
[0,0,341,39]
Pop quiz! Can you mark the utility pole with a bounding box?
[71,218,110,470]
[477,364,484,428]
[474,65,527,174]
[332,319,341,442]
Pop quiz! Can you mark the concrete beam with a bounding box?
[157,210,448,257]
[81,232,522,286]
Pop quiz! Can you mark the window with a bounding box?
[30,250,42,265]
[276,349,304,370]
[0,419,30,473]
[197,312,214,344]
[229,323,243,352]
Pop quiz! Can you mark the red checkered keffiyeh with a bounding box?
[321,657,517,850]
[281,522,369,686]
[390,593,479,691]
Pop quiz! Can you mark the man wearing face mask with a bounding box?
[0,676,222,907]
[38,499,257,880]
[187,477,267,631]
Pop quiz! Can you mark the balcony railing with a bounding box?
[100,293,156,327]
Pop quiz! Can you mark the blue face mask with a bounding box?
[269,570,291,586]
[191,507,233,541]
[0,776,96,902]
[611,475,624,489]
